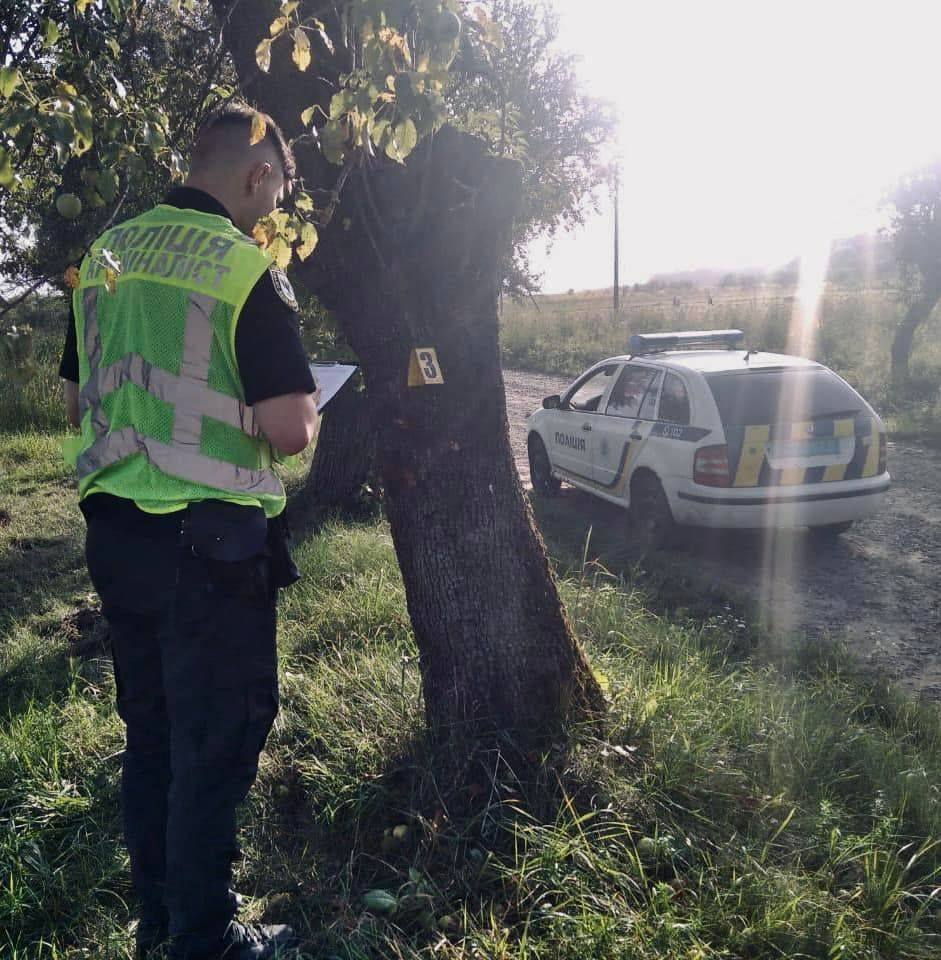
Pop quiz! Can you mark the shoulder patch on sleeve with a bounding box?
[268,266,299,311]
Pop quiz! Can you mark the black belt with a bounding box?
[80,494,300,588]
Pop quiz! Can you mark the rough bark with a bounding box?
[304,379,378,510]
[307,130,603,744]
[212,2,605,751]
[891,285,941,391]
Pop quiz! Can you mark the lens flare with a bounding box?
[756,233,834,629]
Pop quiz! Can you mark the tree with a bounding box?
[884,161,941,392]
[209,0,605,757]
[305,0,613,508]
[447,0,613,295]
[0,0,236,369]
[4,0,605,761]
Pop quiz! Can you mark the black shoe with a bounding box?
[190,921,297,960]
[136,918,169,959]
[137,893,246,959]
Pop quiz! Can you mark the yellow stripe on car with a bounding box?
[821,418,855,482]
[778,467,807,485]
[733,424,770,487]
[863,418,880,477]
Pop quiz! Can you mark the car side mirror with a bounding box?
[542,395,562,410]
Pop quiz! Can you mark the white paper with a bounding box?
[310,362,358,411]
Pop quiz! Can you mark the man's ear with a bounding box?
[247,160,272,194]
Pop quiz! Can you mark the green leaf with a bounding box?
[99,168,118,202]
[42,18,60,47]
[296,221,318,260]
[0,67,21,99]
[255,38,273,73]
[370,117,392,150]
[329,91,351,120]
[292,27,311,71]
[0,147,14,189]
[385,118,418,163]
[319,119,346,164]
[249,112,266,146]
[267,235,292,270]
[75,0,94,12]
[300,105,318,127]
[294,191,314,212]
[72,130,93,157]
[362,890,398,914]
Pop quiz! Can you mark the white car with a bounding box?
[526,330,890,540]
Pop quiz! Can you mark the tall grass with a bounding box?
[2,424,941,957]
[501,286,941,417]
[1,297,71,435]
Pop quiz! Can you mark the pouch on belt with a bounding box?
[184,501,270,597]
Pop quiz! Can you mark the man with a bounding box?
[60,103,319,960]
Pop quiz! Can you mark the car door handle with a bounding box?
[630,432,642,440]
[582,423,592,432]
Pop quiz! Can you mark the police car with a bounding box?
[526,330,889,541]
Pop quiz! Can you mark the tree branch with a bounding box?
[0,278,46,322]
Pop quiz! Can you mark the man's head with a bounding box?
[186,102,296,234]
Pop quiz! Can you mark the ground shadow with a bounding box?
[529,485,865,641]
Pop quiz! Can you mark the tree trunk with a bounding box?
[303,378,378,511]
[891,287,940,392]
[212,3,604,753]
[308,130,603,744]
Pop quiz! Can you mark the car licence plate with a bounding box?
[768,437,841,458]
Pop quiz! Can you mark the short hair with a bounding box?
[191,102,296,182]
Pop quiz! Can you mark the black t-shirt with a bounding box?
[59,187,316,405]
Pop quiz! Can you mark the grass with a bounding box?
[2,331,941,958]
[500,284,941,424]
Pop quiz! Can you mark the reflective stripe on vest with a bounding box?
[76,286,281,497]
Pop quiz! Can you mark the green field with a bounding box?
[500,285,941,434]
[2,314,941,958]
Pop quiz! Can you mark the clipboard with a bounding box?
[310,361,358,411]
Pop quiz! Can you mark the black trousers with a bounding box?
[84,506,279,953]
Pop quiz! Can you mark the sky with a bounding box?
[531,0,941,292]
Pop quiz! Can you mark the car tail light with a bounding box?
[694,444,732,487]
[878,432,887,474]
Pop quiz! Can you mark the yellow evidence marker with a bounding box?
[408,347,444,386]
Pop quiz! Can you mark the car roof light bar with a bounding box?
[629,329,745,355]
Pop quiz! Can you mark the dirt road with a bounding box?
[505,368,941,698]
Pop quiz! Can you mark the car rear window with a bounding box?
[705,368,865,426]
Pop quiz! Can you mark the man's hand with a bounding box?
[64,380,80,428]
[253,391,319,456]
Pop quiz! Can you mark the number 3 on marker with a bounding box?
[419,351,438,380]
[408,347,444,386]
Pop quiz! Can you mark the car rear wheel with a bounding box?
[630,473,676,549]
[528,435,561,497]
[810,520,854,537]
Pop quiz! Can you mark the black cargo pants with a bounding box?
[84,501,279,954]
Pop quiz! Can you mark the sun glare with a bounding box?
[788,234,831,359]
[533,0,941,291]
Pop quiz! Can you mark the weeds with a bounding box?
[500,286,941,430]
[2,347,940,958]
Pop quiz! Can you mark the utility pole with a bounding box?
[613,164,620,313]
